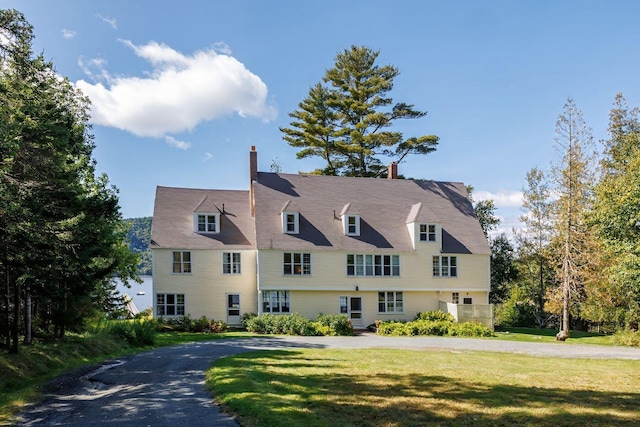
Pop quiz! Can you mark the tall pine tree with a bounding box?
[281,46,439,177]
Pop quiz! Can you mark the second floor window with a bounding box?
[283,252,311,275]
[223,252,241,274]
[347,254,400,277]
[433,256,457,277]
[172,251,191,274]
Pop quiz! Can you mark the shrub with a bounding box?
[154,315,228,333]
[241,312,257,327]
[244,313,354,336]
[494,285,537,327]
[314,314,354,336]
[612,330,640,346]
[377,321,410,336]
[376,311,494,338]
[416,311,455,323]
[104,319,156,346]
[447,321,494,337]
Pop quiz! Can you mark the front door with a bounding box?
[227,294,241,325]
[341,296,363,326]
[350,297,363,326]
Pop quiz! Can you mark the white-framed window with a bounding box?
[195,213,220,233]
[283,252,311,275]
[262,290,290,313]
[282,212,299,234]
[156,293,185,316]
[433,256,457,277]
[419,224,437,242]
[339,296,348,314]
[222,252,241,274]
[172,251,191,274]
[452,292,460,304]
[378,291,404,313]
[343,214,360,236]
[346,254,400,277]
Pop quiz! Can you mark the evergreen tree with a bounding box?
[281,46,439,177]
[0,9,138,352]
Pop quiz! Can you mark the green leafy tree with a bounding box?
[588,94,640,329]
[489,234,518,304]
[549,98,597,339]
[466,185,500,239]
[124,217,153,275]
[281,46,439,177]
[519,167,553,323]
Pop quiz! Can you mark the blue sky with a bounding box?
[6,0,640,235]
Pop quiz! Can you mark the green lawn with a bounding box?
[206,348,640,427]
[493,327,614,345]
[2,327,636,425]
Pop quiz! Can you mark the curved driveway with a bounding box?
[17,334,640,426]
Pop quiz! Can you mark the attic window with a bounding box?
[282,212,299,234]
[419,224,437,242]
[343,214,360,236]
[195,213,220,234]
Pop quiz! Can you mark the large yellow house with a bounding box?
[151,147,493,328]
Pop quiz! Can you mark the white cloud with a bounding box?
[96,14,117,30]
[75,41,277,138]
[203,152,213,162]
[62,29,76,40]
[474,189,523,208]
[164,136,191,150]
[78,57,111,83]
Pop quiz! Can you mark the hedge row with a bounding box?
[154,315,228,333]
[242,313,354,336]
[376,311,494,337]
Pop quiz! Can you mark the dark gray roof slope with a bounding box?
[253,173,490,254]
[151,186,255,250]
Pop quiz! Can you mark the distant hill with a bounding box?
[124,217,152,275]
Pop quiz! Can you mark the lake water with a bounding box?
[115,275,153,313]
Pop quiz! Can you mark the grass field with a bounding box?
[494,327,614,345]
[206,348,640,427]
[2,327,637,425]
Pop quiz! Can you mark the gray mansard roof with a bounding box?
[151,186,255,250]
[253,172,490,255]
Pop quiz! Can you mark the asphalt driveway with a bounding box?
[16,334,640,426]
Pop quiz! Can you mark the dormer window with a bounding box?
[419,224,436,242]
[195,213,220,234]
[282,212,299,234]
[343,214,360,236]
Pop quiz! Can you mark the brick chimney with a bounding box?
[249,146,257,216]
[388,161,398,179]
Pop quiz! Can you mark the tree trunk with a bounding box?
[24,287,32,345]
[3,260,10,349]
[538,253,544,316]
[11,278,19,353]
